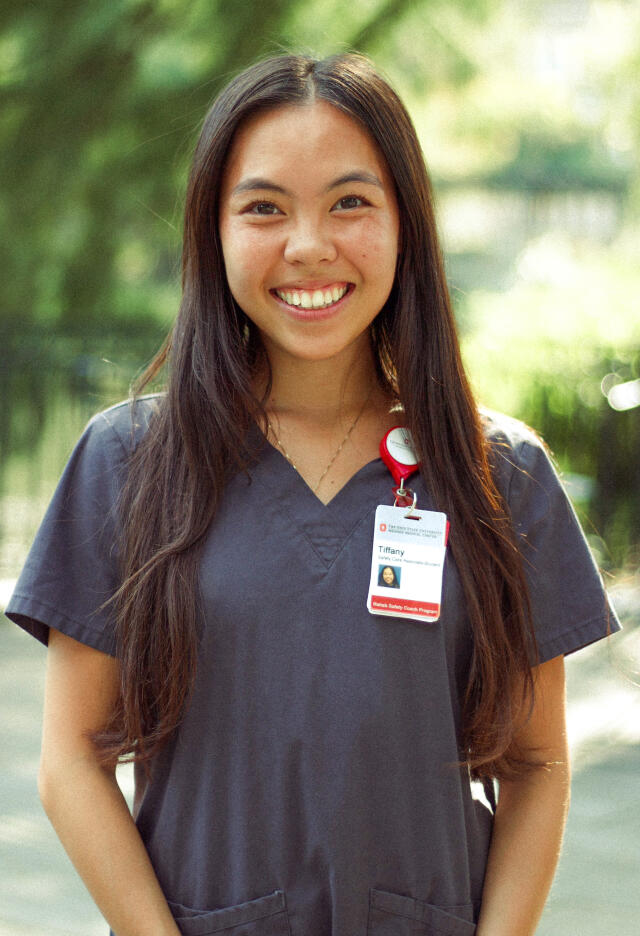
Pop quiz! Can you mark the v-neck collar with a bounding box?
[248,429,386,568]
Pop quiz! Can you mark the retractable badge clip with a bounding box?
[380,427,420,513]
[369,427,449,623]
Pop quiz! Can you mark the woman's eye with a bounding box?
[246,202,281,216]
[333,195,367,211]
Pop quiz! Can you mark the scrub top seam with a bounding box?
[250,466,379,571]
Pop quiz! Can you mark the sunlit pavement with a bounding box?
[1,580,639,936]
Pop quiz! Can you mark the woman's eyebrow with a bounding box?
[327,171,383,191]
[231,177,289,196]
[230,170,384,198]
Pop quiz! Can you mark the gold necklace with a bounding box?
[266,391,371,494]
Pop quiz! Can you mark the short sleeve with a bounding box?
[499,424,621,663]
[4,400,154,655]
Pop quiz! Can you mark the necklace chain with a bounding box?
[266,391,371,494]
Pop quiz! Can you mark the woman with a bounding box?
[6,54,618,936]
[378,565,400,588]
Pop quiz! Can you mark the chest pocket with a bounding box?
[168,890,292,935]
[368,889,477,936]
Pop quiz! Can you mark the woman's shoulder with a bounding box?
[480,407,542,452]
[85,393,164,457]
[480,407,549,467]
[479,407,554,501]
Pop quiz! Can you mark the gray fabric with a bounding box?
[6,399,619,936]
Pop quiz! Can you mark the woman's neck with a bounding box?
[260,340,381,427]
[255,338,399,503]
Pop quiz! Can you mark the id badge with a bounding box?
[367,504,448,623]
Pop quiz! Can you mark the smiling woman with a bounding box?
[4,53,619,936]
[219,100,400,369]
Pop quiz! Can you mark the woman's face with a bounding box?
[382,566,395,585]
[219,101,400,367]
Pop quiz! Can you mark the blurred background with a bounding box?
[0,0,638,933]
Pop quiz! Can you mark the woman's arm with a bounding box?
[39,628,181,936]
[476,654,571,936]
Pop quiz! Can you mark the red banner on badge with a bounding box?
[370,595,440,618]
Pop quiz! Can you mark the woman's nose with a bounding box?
[283,218,338,265]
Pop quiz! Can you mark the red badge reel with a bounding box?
[380,427,420,508]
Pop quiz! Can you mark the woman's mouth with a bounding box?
[272,283,350,311]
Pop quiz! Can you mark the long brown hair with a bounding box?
[95,53,536,779]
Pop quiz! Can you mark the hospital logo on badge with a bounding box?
[379,523,387,531]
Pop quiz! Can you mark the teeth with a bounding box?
[275,285,348,310]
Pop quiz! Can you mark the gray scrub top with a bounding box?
[6,398,619,936]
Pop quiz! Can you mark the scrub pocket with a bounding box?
[167,889,292,935]
[368,888,477,936]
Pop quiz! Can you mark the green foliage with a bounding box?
[462,236,640,567]
[479,132,632,193]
